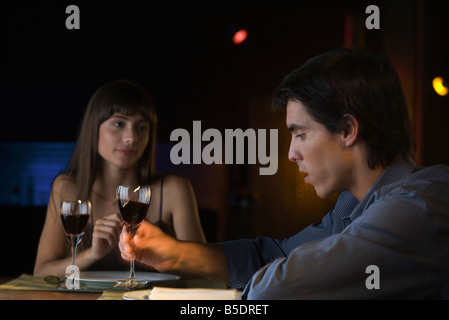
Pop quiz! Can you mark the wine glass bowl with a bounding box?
[117,185,151,232]
[59,200,91,286]
[116,185,151,286]
[60,200,91,237]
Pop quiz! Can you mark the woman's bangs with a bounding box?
[109,102,153,122]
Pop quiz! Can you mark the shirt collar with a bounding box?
[369,156,416,192]
[348,156,416,220]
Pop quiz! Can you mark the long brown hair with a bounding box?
[66,79,158,200]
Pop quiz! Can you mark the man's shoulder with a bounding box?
[407,164,449,190]
[414,163,449,178]
[376,163,449,207]
[410,164,449,202]
[384,162,449,190]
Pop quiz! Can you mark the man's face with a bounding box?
[286,100,353,198]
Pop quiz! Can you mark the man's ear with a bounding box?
[341,114,359,147]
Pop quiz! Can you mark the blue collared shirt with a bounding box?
[220,157,449,299]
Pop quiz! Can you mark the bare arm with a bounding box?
[119,221,230,283]
[33,176,96,276]
[34,176,122,277]
[165,175,206,243]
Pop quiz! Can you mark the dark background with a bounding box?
[1,0,449,276]
[3,0,371,142]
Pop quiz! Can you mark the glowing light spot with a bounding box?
[433,77,448,96]
[233,29,248,45]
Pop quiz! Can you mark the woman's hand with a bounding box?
[90,213,123,260]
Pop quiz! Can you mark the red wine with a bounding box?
[61,214,89,236]
[118,200,149,228]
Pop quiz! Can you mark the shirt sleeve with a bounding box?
[220,192,357,289]
[220,192,358,290]
[242,190,447,299]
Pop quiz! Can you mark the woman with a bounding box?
[34,79,206,277]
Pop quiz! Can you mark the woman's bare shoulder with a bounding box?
[52,173,73,186]
[51,173,77,197]
[160,173,193,191]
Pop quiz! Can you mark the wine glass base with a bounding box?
[114,278,149,290]
[116,278,148,285]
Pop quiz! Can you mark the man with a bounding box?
[119,48,449,299]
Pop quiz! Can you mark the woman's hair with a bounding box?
[66,79,158,200]
[272,47,414,169]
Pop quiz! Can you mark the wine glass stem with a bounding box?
[69,236,79,286]
[70,236,78,266]
[128,228,137,281]
[129,259,136,280]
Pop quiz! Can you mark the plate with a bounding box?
[76,271,180,289]
[123,289,152,300]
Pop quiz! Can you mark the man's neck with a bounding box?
[349,164,385,201]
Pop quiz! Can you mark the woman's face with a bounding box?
[98,112,150,170]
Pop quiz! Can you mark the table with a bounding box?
[0,274,228,300]
[0,288,101,300]
[0,276,101,300]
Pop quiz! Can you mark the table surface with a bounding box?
[0,275,228,300]
[0,277,101,300]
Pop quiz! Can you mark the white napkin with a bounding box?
[149,286,238,300]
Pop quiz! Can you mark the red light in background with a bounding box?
[233,29,248,45]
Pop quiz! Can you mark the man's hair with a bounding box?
[272,47,414,169]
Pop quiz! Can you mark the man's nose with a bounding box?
[288,139,302,163]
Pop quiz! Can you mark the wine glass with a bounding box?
[116,185,151,285]
[59,200,91,283]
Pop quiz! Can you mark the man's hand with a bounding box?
[119,220,230,283]
[119,221,179,272]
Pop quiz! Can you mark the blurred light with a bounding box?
[233,29,248,45]
[432,77,448,96]
[0,142,74,206]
